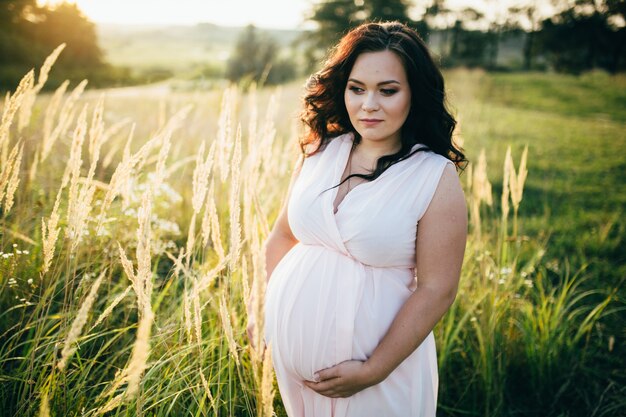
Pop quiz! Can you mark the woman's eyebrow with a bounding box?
[348,78,401,86]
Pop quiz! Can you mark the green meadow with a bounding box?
[0,57,624,417]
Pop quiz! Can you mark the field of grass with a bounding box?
[0,50,624,417]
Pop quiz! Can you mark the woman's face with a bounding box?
[344,50,411,148]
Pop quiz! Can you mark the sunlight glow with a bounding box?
[39,0,555,30]
[39,0,310,28]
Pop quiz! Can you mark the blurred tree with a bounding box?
[306,0,415,49]
[0,0,44,66]
[303,0,421,71]
[448,8,489,67]
[33,2,104,68]
[307,0,361,50]
[605,0,626,71]
[508,1,543,70]
[422,0,454,59]
[226,24,296,86]
[538,0,626,72]
[0,0,108,89]
[366,0,411,22]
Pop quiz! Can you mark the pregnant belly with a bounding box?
[263,243,414,382]
[263,243,364,381]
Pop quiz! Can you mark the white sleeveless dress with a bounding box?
[264,132,453,417]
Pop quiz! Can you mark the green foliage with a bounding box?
[538,6,626,74]
[0,0,108,89]
[303,0,418,69]
[226,24,297,87]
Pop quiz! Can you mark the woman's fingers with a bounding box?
[303,379,343,397]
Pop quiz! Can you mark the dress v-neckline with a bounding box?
[330,135,426,215]
[332,138,362,214]
[332,135,375,215]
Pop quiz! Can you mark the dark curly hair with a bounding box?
[301,21,466,187]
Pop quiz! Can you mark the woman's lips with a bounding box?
[360,119,383,126]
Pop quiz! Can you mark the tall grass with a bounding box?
[0,49,622,417]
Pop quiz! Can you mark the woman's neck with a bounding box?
[355,137,402,161]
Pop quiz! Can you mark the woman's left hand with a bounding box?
[303,360,375,398]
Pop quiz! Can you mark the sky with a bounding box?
[39,0,553,29]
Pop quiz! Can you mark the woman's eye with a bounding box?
[348,86,364,93]
[381,89,397,95]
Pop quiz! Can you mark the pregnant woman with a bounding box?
[258,22,467,416]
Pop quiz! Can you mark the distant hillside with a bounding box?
[97,22,305,74]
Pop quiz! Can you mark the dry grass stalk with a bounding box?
[42,80,69,160]
[165,246,188,280]
[216,87,234,182]
[0,140,22,206]
[183,288,194,344]
[64,107,89,246]
[185,213,196,269]
[201,180,215,247]
[95,393,124,415]
[251,228,267,358]
[219,293,240,366]
[101,119,132,168]
[206,180,225,261]
[44,80,88,164]
[135,190,154,316]
[18,43,66,131]
[68,101,105,250]
[242,176,255,247]
[62,105,87,190]
[245,85,261,182]
[469,149,492,236]
[199,369,219,416]
[228,124,242,271]
[146,105,192,199]
[87,96,105,162]
[509,145,528,210]
[41,191,62,274]
[96,124,137,232]
[2,142,23,214]
[241,256,250,314]
[28,147,40,182]
[260,344,275,417]
[117,189,155,400]
[192,277,203,345]
[118,243,145,311]
[501,146,512,221]
[90,285,132,331]
[125,303,154,399]
[251,190,271,238]
[195,258,227,294]
[0,70,34,167]
[57,269,106,370]
[259,94,278,171]
[192,141,211,214]
[474,150,492,206]
[151,128,172,193]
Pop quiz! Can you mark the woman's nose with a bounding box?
[362,93,379,112]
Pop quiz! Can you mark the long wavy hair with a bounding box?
[301,21,466,188]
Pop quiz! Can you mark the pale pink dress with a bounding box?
[264,132,453,417]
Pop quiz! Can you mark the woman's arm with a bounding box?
[304,163,467,397]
